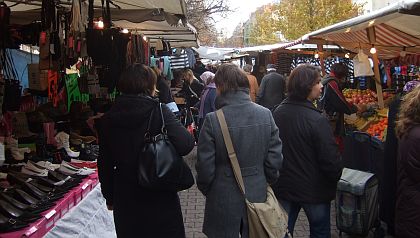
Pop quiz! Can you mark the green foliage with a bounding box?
[248,5,282,46]
[249,0,364,43]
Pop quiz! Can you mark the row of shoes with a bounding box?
[0,169,84,233]
[20,160,96,178]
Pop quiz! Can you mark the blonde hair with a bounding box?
[182,69,195,83]
[396,85,420,139]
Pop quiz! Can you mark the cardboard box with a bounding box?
[28,64,48,91]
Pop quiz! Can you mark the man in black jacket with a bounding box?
[256,64,286,110]
[273,64,342,238]
[321,63,358,152]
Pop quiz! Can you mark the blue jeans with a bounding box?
[280,200,331,238]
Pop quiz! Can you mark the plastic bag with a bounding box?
[353,50,374,77]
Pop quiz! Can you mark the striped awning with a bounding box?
[275,0,420,59]
[320,23,420,59]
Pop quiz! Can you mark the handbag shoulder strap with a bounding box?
[144,102,158,138]
[215,109,246,196]
[159,103,166,134]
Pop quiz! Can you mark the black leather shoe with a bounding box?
[7,173,64,201]
[49,170,82,184]
[0,199,41,223]
[12,188,55,208]
[0,193,50,214]
[0,212,28,233]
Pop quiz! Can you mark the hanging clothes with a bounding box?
[170,49,189,69]
[185,48,196,69]
[162,56,173,81]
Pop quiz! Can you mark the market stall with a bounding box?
[0,0,197,236]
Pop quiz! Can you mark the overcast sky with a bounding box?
[214,0,276,38]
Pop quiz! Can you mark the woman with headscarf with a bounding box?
[197,71,217,132]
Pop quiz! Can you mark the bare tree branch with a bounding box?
[185,0,233,46]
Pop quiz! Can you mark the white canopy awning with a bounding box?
[6,0,198,47]
[192,47,235,60]
[7,0,186,15]
[237,43,290,53]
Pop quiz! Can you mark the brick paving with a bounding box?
[180,147,388,238]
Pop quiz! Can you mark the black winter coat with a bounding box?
[395,126,420,238]
[97,95,195,238]
[156,76,174,104]
[181,79,204,108]
[381,94,402,234]
[256,71,286,110]
[272,98,343,203]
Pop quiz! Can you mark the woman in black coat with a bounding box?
[272,64,343,237]
[97,64,195,238]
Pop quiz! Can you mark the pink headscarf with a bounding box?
[200,71,215,85]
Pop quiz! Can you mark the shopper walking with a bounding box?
[97,64,195,238]
[196,63,283,238]
[272,64,343,238]
[395,85,420,238]
[256,64,286,110]
[197,71,217,130]
[243,64,259,102]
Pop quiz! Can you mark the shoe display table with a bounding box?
[1,173,99,238]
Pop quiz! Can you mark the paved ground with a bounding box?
[180,147,388,238]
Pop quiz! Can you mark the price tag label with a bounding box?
[45,209,57,219]
[82,182,90,190]
[25,226,38,236]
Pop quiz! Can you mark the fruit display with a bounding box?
[343,88,377,106]
[366,117,388,141]
[376,108,389,118]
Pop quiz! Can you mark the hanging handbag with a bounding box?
[215,109,289,238]
[138,103,194,192]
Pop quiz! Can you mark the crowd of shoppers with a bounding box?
[97,62,420,238]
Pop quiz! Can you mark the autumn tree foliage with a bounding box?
[248,4,282,46]
[249,0,364,44]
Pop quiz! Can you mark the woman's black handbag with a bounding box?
[138,103,194,192]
